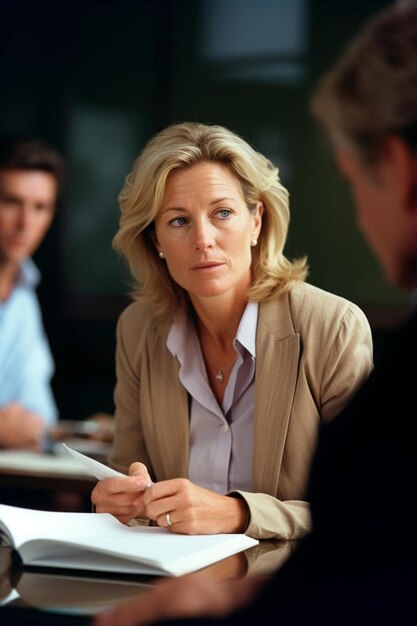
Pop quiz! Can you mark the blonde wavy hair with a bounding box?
[114,122,308,320]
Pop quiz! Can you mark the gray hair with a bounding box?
[311,2,417,162]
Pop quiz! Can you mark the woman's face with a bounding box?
[153,161,263,306]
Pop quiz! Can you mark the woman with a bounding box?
[91,122,373,540]
[93,6,417,626]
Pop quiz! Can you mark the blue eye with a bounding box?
[170,216,188,227]
[217,209,231,219]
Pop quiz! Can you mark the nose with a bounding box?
[17,207,35,231]
[193,219,215,252]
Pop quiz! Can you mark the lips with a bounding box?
[9,238,30,247]
[192,261,225,272]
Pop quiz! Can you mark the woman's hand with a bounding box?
[91,462,152,524]
[143,478,248,534]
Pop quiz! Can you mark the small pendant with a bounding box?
[215,370,224,383]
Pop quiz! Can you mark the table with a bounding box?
[0,444,298,624]
[0,539,296,625]
[0,448,99,512]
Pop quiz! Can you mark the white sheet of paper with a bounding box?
[62,443,125,480]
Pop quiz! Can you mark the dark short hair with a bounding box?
[0,135,66,194]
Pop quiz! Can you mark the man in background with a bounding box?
[94,2,417,625]
[0,136,65,450]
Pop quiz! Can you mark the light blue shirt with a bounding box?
[167,302,258,494]
[0,258,58,425]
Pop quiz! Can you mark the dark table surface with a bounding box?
[0,538,296,625]
[0,440,296,625]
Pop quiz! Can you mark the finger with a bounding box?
[97,475,150,495]
[145,493,179,523]
[157,511,176,529]
[145,478,186,497]
[91,482,146,509]
[92,490,144,509]
[143,478,183,507]
[129,462,146,475]
[95,504,140,523]
[128,462,153,489]
[95,503,137,516]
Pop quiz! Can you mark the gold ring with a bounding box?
[166,512,172,526]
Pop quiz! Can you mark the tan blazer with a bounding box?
[109,281,373,540]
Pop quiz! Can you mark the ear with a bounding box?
[150,229,161,254]
[377,136,417,216]
[252,201,264,239]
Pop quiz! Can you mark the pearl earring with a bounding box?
[251,239,257,247]
[158,251,165,259]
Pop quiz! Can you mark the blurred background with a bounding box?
[1,0,405,422]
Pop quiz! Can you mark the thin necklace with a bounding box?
[194,315,238,384]
[214,354,238,383]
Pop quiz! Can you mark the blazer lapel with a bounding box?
[144,329,190,481]
[253,296,300,495]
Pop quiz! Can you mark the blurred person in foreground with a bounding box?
[0,136,65,450]
[94,2,417,625]
[91,121,373,540]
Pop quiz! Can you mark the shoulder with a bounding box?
[9,284,43,328]
[289,283,372,353]
[118,300,150,328]
[116,300,169,352]
[289,281,369,325]
[118,301,152,341]
[259,281,371,340]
